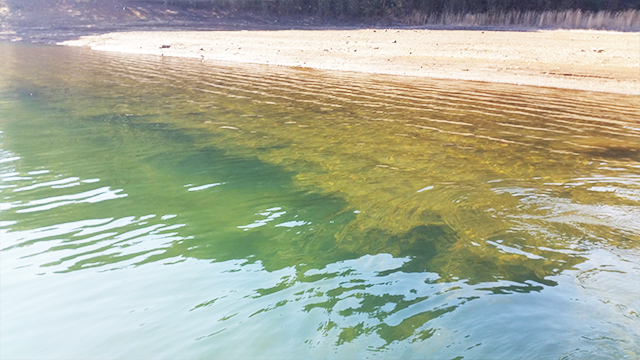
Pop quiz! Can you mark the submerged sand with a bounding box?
[60,29,640,95]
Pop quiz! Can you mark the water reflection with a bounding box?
[1,42,639,358]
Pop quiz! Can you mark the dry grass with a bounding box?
[113,1,640,31]
[406,9,640,31]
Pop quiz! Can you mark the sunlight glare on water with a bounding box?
[0,42,639,359]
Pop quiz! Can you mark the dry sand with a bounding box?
[60,29,640,95]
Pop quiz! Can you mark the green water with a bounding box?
[1,42,639,359]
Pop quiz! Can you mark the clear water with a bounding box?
[1,42,639,359]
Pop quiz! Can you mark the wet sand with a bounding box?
[60,29,640,95]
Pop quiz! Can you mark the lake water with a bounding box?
[1,42,639,359]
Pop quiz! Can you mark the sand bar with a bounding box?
[60,29,640,95]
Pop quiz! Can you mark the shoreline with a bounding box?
[60,29,640,95]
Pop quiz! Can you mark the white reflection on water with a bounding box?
[15,186,127,213]
[5,245,637,359]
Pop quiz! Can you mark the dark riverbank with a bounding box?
[1,0,639,44]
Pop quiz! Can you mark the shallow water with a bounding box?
[1,42,639,359]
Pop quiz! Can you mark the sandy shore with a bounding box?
[60,29,640,95]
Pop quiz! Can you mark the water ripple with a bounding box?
[1,42,639,359]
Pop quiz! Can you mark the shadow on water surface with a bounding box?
[1,42,639,358]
